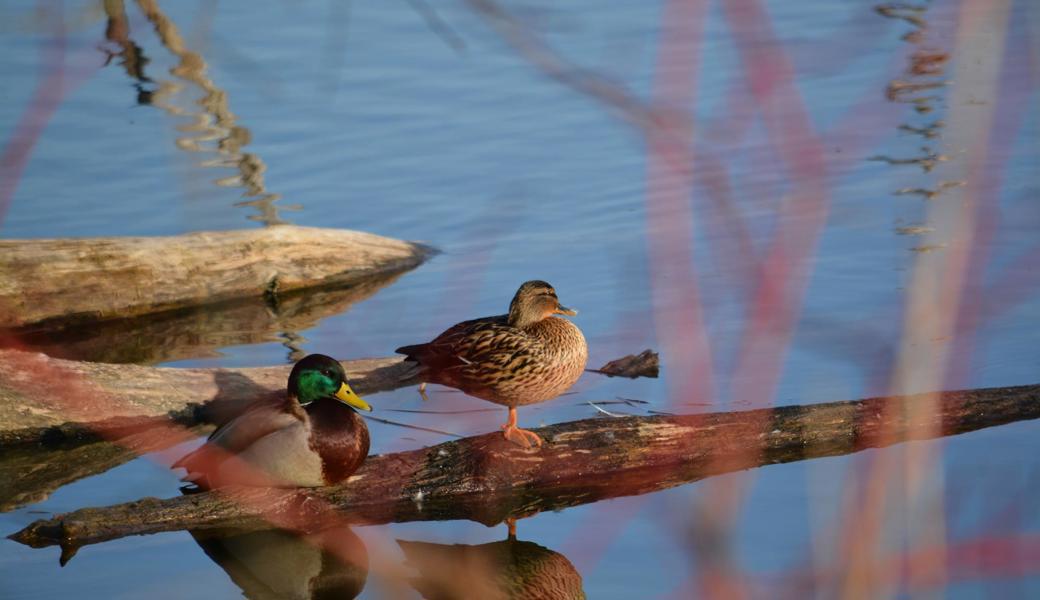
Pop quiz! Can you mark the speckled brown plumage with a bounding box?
[396,281,587,446]
[398,536,586,600]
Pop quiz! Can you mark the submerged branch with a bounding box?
[10,383,1039,557]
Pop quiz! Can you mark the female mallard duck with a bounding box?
[173,354,372,488]
[395,280,587,447]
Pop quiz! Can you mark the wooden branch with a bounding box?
[0,225,434,330]
[10,383,1039,557]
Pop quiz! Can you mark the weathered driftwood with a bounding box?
[10,383,1039,556]
[0,349,419,447]
[5,269,413,365]
[0,225,433,330]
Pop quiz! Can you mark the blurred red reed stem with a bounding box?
[644,0,713,412]
[0,3,97,227]
[945,9,1040,389]
[554,0,714,579]
[834,1,1019,595]
[720,0,831,412]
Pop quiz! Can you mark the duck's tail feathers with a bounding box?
[395,344,428,361]
[171,445,217,490]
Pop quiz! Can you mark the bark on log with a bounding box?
[0,225,433,330]
[10,383,1039,557]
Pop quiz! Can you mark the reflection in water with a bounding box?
[98,0,295,225]
[872,2,962,245]
[191,525,368,600]
[6,270,410,364]
[100,0,155,104]
[398,532,585,600]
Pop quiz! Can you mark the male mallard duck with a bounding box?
[395,280,587,447]
[173,354,372,488]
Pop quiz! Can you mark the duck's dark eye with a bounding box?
[321,369,333,377]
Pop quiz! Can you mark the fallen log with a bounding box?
[10,383,1039,557]
[0,349,419,447]
[0,225,433,330]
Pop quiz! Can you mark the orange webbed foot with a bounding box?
[500,422,543,448]
[499,406,543,448]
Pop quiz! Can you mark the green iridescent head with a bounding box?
[288,354,371,411]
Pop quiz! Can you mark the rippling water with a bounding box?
[1,1,1038,598]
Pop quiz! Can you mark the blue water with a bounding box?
[2,0,1038,598]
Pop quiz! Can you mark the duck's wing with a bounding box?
[396,315,530,370]
[172,402,302,485]
[206,402,302,450]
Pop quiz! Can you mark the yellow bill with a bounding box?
[334,381,372,411]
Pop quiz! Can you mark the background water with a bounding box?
[1,0,1038,598]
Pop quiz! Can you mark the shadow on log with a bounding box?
[9,383,1039,559]
[0,225,434,331]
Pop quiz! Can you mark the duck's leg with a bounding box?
[418,382,429,402]
[505,517,518,540]
[500,406,543,448]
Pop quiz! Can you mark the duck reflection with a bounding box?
[398,527,585,600]
[190,525,368,600]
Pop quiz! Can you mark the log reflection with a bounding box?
[6,269,410,365]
